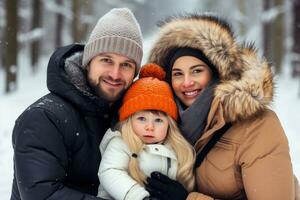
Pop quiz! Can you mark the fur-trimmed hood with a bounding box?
[148,14,274,123]
[47,44,114,116]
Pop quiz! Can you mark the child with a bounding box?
[97,64,195,200]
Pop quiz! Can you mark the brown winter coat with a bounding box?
[148,14,299,200]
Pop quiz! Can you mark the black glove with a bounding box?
[146,172,188,200]
[143,196,160,200]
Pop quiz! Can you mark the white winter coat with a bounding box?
[97,128,178,200]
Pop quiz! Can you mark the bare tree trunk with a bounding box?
[293,0,300,51]
[72,0,81,43]
[4,0,18,93]
[263,0,273,62]
[31,0,41,73]
[292,0,300,65]
[81,0,92,41]
[55,0,63,47]
[292,0,300,96]
[0,10,4,70]
[237,0,246,36]
[0,32,3,70]
[271,0,284,74]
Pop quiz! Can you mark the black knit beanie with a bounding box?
[165,47,218,83]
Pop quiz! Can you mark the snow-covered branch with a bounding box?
[18,28,44,43]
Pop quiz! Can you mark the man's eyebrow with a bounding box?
[124,60,135,64]
[98,54,135,64]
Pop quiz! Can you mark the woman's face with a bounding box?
[171,56,212,107]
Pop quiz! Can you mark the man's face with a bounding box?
[87,53,136,102]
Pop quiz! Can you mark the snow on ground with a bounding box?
[0,41,299,199]
[273,71,300,180]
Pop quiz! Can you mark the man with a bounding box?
[10,8,143,200]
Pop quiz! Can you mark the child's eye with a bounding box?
[137,116,146,121]
[154,118,163,123]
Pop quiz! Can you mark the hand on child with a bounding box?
[146,172,188,200]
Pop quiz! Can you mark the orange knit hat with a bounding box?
[119,63,178,121]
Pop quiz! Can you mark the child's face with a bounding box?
[131,111,169,144]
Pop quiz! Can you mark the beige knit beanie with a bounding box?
[82,8,143,69]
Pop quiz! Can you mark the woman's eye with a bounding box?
[193,69,202,73]
[172,72,182,76]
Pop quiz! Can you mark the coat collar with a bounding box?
[194,98,226,151]
[143,144,177,160]
[47,44,116,116]
[100,128,177,160]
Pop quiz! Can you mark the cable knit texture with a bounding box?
[82,8,143,68]
[119,63,178,121]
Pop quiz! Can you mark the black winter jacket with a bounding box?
[11,44,120,200]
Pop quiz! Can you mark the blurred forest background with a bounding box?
[0,0,300,94]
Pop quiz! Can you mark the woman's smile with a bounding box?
[182,89,201,98]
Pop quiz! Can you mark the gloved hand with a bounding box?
[146,172,188,200]
[143,196,160,200]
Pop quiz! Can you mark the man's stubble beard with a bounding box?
[88,76,127,102]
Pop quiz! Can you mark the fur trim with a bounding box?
[149,14,244,81]
[148,14,274,122]
[64,52,97,99]
[215,45,274,122]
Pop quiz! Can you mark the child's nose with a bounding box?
[145,122,154,131]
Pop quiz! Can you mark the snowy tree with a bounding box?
[272,0,285,74]
[55,0,64,47]
[263,0,273,63]
[291,0,300,78]
[262,0,285,74]
[30,0,42,73]
[72,0,81,42]
[0,0,5,69]
[4,0,18,93]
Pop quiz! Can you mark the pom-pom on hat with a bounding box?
[119,63,178,121]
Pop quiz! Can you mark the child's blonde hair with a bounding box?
[119,110,195,192]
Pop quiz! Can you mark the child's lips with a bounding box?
[143,135,154,138]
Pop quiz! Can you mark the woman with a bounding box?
[145,13,299,200]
